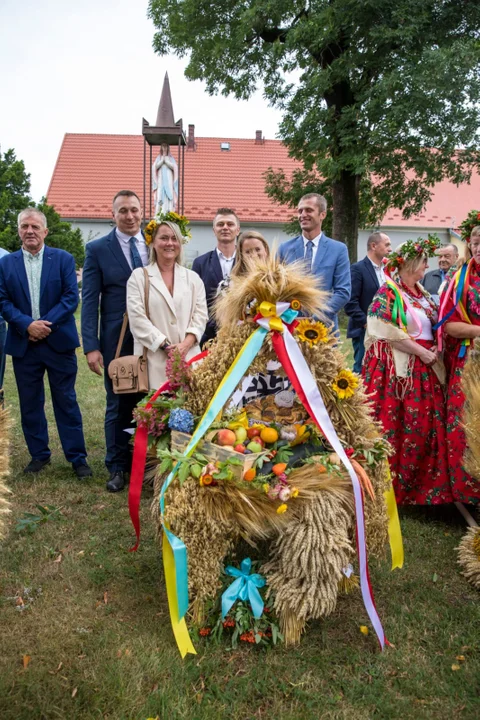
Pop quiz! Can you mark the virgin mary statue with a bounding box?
[152,143,178,214]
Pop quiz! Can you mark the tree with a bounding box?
[37,200,85,268]
[0,149,84,266]
[148,0,480,260]
[0,148,33,252]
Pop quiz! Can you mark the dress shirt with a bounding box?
[216,248,236,279]
[22,246,45,320]
[302,233,322,267]
[368,257,386,287]
[116,230,148,269]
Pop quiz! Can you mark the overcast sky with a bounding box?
[0,0,282,201]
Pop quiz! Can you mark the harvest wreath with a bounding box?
[129,256,403,656]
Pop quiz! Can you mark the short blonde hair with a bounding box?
[149,221,184,266]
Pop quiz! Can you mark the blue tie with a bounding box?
[129,237,143,270]
[304,240,314,269]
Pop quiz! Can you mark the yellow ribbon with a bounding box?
[384,466,404,570]
[162,527,197,658]
[258,301,284,333]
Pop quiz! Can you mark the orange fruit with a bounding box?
[272,463,287,476]
[316,464,327,474]
[260,427,279,444]
[243,468,256,482]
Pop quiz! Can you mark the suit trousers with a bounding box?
[351,329,366,374]
[0,319,6,390]
[12,342,87,465]
[103,372,143,472]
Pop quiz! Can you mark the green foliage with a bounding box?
[0,148,33,252]
[148,0,480,260]
[15,504,63,534]
[0,149,84,265]
[37,199,85,268]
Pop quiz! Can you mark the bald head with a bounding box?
[367,232,391,263]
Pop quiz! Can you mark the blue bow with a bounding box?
[221,558,266,619]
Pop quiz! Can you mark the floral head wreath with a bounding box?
[144,212,192,246]
[459,209,480,244]
[385,234,441,272]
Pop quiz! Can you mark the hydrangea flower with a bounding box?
[168,408,194,433]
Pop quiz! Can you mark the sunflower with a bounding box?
[295,319,329,346]
[144,219,157,246]
[332,369,358,400]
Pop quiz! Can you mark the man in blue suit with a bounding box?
[81,190,148,492]
[0,208,90,476]
[192,208,240,345]
[0,246,9,407]
[344,232,392,373]
[278,194,351,330]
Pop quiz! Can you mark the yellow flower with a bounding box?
[295,319,329,346]
[290,299,301,311]
[291,487,299,498]
[290,424,310,447]
[144,219,157,246]
[262,483,270,494]
[359,625,369,635]
[332,369,358,400]
[276,503,288,514]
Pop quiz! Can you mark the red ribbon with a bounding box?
[128,350,208,551]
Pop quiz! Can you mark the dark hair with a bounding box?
[112,190,141,207]
[367,232,386,250]
[214,207,239,223]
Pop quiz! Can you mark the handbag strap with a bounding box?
[114,267,151,360]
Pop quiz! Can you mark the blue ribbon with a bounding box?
[221,558,266,619]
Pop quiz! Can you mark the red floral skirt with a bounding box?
[362,339,453,505]
[445,339,480,505]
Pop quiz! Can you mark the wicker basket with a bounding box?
[171,430,264,481]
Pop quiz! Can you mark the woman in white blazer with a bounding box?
[126,220,208,390]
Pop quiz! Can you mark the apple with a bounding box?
[235,427,247,443]
[216,429,237,446]
[234,444,246,454]
[247,427,261,439]
[246,441,263,453]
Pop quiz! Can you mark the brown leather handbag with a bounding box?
[108,268,150,394]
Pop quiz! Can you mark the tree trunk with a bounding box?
[331,172,360,263]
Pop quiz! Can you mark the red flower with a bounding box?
[476,212,480,220]
[199,627,211,636]
[240,631,255,643]
[222,618,235,628]
[345,447,355,458]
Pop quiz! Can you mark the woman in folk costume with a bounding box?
[127,214,208,390]
[439,225,480,506]
[362,237,454,505]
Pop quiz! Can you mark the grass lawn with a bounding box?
[0,329,479,720]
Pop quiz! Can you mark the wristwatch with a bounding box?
[160,338,171,351]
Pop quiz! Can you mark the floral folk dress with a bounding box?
[442,261,480,505]
[363,283,452,505]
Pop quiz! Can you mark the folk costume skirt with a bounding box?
[362,339,453,505]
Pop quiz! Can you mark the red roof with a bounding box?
[47,133,480,228]
[47,133,299,223]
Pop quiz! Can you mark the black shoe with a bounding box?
[23,458,51,474]
[106,471,127,493]
[73,462,93,479]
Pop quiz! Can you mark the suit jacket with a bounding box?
[81,228,138,368]
[344,256,381,339]
[277,233,351,327]
[0,246,79,358]
[192,248,231,343]
[127,263,208,389]
[421,269,444,296]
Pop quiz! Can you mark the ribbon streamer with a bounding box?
[221,558,265,620]
[384,467,404,570]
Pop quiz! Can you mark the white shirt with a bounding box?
[406,296,433,341]
[368,257,386,287]
[116,230,149,269]
[302,233,322,266]
[216,247,236,279]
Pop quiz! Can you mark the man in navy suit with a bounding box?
[81,190,148,492]
[0,208,90,476]
[192,208,240,345]
[278,194,351,330]
[345,232,392,373]
[421,243,458,303]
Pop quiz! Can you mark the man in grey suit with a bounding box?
[278,193,350,329]
[421,243,458,302]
